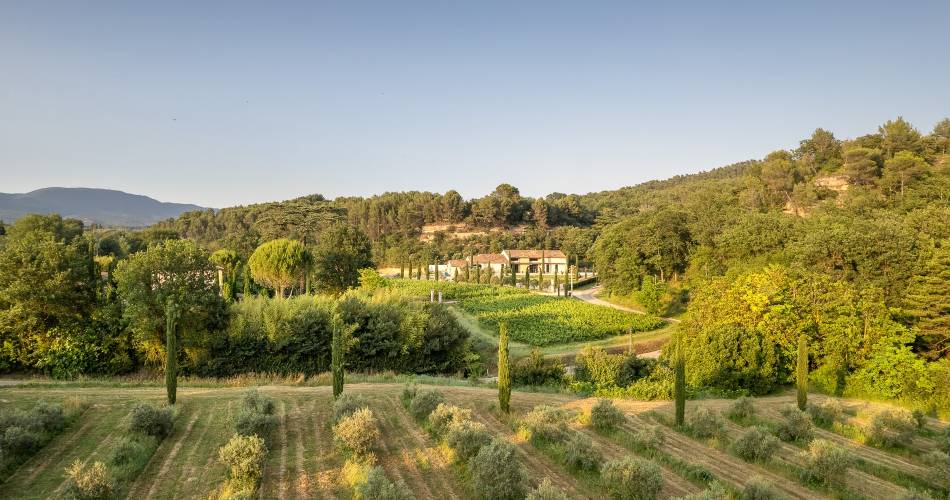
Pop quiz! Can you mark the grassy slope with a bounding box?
[1,383,942,499]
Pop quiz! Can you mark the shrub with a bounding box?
[911,409,926,430]
[589,399,625,432]
[242,389,275,415]
[218,434,267,495]
[562,432,600,471]
[741,476,778,500]
[601,456,663,500]
[354,466,413,500]
[333,408,380,457]
[776,406,813,443]
[630,425,665,450]
[1,426,41,457]
[806,399,843,427]
[445,419,492,463]
[128,403,174,439]
[428,404,472,437]
[332,392,369,424]
[937,427,950,454]
[682,482,728,500]
[408,389,445,421]
[63,460,114,500]
[512,349,565,387]
[728,396,755,420]
[865,409,916,448]
[400,383,417,408]
[521,405,573,442]
[922,450,949,491]
[799,439,852,485]
[235,408,277,440]
[106,436,155,467]
[33,402,66,433]
[470,439,528,500]
[689,407,725,439]
[527,478,569,500]
[732,426,779,462]
[898,490,936,500]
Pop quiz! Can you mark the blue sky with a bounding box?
[1,1,948,207]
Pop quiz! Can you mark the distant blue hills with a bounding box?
[0,187,206,228]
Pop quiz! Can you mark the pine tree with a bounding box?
[332,313,345,399]
[498,323,511,413]
[674,346,685,426]
[797,336,808,411]
[165,299,179,405]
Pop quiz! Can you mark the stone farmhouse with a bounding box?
[444,249,568,277]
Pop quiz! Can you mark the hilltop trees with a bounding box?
[114,239,226,364]
[248,238,312,298]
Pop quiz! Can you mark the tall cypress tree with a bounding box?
[510,264,516,286]
[331,313,345,399]
[498,323,511,414]
[165,299,179,405]
[464,263,470,282]
[475,263,481,283]
[400,262,405,278]
[417,263,422,280]
[797,336,808,411]
[242,264,252,299]
[524,267,530,289]
[674,345,685,426]
[553,272,559,296]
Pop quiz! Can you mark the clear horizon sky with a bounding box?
[2,1,949,208]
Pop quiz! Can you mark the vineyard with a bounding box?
[0,382,947,499]
[390,280,664,345]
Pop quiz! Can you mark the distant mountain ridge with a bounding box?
[0,187,206,228]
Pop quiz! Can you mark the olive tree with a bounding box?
[248,238,311,298]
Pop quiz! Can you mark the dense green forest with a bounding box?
[0,116,947,413]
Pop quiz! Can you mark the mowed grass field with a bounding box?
[0,383,946,499]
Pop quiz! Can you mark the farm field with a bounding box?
[390,280,665,345]
[1,382,946,499]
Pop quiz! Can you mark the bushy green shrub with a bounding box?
[32,402,66,433]
[589,399,625,432]
[776,406,813,443]
[562,432,600,471]
[470,439,528,500]
[107,435,156,468]
[898,490,936,500]
[354,466,413,500]
[445,419,492,463]
[601,456,663,500]
[727,396,755,420]
[234,409,277,441]
[242,389,275,415]
[741,476,778,500]
[521,405,574,442]
[408,389,444,421]
[630,425,665,450]
[63,459,114,500]
[689,407,725,439]
[512,349,565,386]
[865,409,916,448]
[911,409,926,430]
[217,434,267,497]
[128,403,174,439]
[732,426,779,462]
[428,404,472,437]
[1,426,41,457]
[333,408,380,457]
[332,392,368,424]
[922,450,949,491]
[799,439,852,485]
[937,427,950,454]
[806,399,843,427]
[526,478,569,500]
[400,383,417,407]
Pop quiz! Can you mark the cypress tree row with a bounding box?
[165,299,179,405]
[332,313,345,399]
[797,335,808,411]
[674,346,685,426]
[498,323,511,414]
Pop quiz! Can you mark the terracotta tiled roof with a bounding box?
[447,259,468,268]
[473,253,507,264]
[504,249,567,259]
